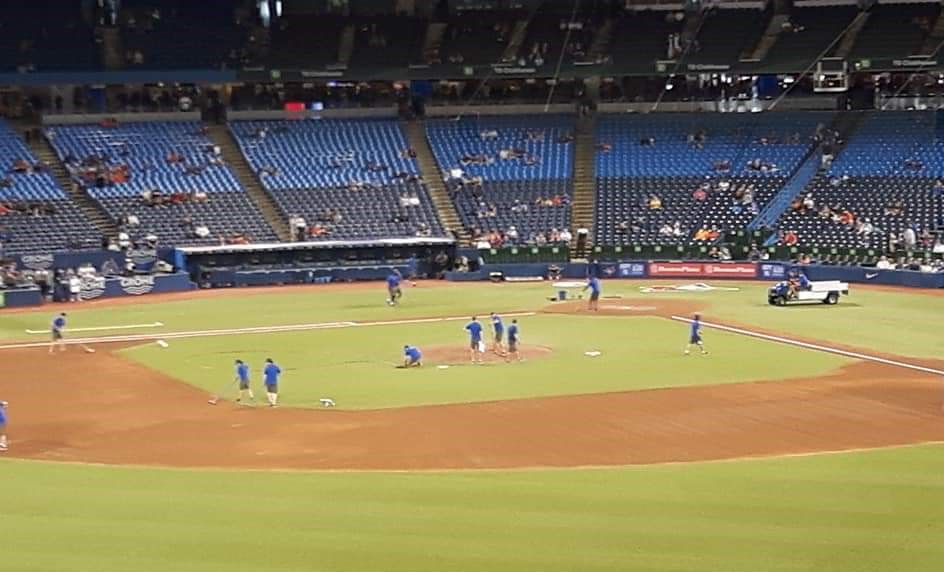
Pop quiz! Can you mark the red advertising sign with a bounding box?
[704,263,757,277]
[648,262,757,278]
[648,262,706,276]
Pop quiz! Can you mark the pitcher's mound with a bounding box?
[422,344,553,366]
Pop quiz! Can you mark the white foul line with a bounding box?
[24,321,165,335]
[0,312,537,350]
[670,316,944,376]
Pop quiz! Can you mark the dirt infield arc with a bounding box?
[3,297,943,471]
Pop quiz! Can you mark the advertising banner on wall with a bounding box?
[648,262,757,278]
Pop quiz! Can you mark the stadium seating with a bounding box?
[229,118,444,240]
[45,121,277,245]
[595,176,785,246]
[593,112,831,245]
[0,121,98,255]
[773,113,944,249]
[426,115,575,244]
[452,180,572,244]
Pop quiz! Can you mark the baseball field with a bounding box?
[1,280,943,571]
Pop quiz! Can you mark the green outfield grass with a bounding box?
[4,444,943,572]
[2,281,940,360]
[120,314,848,409]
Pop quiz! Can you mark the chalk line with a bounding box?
[24,322,165,335]
[670,316,944,376]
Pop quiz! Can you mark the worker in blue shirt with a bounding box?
[505,319,521,363]
[465,316,484,364]
[234,359,255,404]
[403,345,423,368]
[684,314,709,356]
[263,358,282,407]
[386,270,403,306]
[582,276,601,311]
[489,312,505,354]
[49,312,67,354]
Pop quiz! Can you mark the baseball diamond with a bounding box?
[3,3,944,568]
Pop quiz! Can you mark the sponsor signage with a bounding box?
[703,263,756,277]
[79,276,107,300]
[20,254,54,270]
[759,263,787,279]
[648,262,756,278]
[618,262,646,277]
[119,275,156,295]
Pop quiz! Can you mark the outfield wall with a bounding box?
[448,261,944,289]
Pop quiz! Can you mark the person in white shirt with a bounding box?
[118,231,131,250]
[903,227,917,250]
[127,214,140,227]
[68,274,81,302]
[875,256,893,270]
[506,226,519,241]
[559,228,572,243]
[194,224,210,238]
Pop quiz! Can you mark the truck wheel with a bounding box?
[824,292,839,305]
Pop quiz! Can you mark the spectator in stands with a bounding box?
[782,230,799,247]
[692,184,708,202]
[560,228,572,243]
[855,218,874,238]
[259,165,279,178]
[144,231,158,248]
[659,223,674,237]
[747,243,766,262]
[595,142,612,153]
[68,272,81,302]
[903,226,917,251]
[713,160,730,173]
[479,129,498,140]
[400,148,417,159]
[903,158,924,172]
[117,230,131,250]
[884,200,905,217]
[194,224,211,239]
[875,256,893,270]
[934,179,944,197]
[648,195,663,210]
[919,228,933,249]
[165,151,183,164]
[639,137,655,147]
[192,190,208,203]
[506,226,519,242]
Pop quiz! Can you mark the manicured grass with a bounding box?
[122,315,848,409]
[2,282,940,361]
[3,444,943,572]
